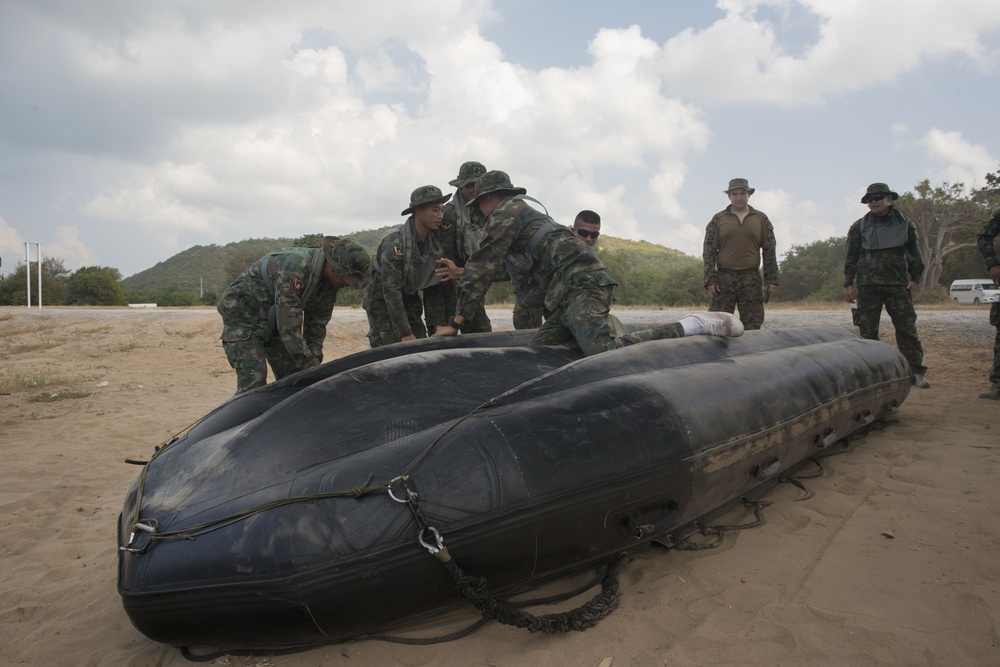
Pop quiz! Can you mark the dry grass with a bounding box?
[28,391,92,403]
[0,372,76,394]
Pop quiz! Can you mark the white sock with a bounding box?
[679,315,703,336]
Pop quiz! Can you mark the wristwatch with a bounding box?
[448,316,462,330]
[843,281,853,288]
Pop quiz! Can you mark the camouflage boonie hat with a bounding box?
[401,185,451,216]
[861,182,899,204]
[466,170,527,207]
[724,177,755,195]
[448,161,487,188]
[323,236,371,288]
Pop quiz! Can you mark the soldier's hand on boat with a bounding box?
[401,334,417,342]
[432,326,458,337]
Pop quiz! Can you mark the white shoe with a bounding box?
[686,312,745,338]
[913,374,930,389]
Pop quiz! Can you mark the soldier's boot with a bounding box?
[913,374,930,389]
[682,312,745,338]
[978,386,1000,400]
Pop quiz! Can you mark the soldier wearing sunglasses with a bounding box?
[573,210,601,247]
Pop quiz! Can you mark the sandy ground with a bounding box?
[0,305,997,667]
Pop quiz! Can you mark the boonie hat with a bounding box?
[401,185,452,216]
[724,178,755,195]
[861,183,899,204]
[465,170,527,207]
[449,161,487,188]
[323,236,371,288]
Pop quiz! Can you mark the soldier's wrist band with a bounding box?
[448,316,461,330]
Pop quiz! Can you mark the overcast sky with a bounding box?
[2,0,999,280]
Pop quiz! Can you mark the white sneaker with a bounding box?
[913,374,930,389]
[686,312,745,338]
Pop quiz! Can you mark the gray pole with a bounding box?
[37,244,43,309]
[25,242,31,308]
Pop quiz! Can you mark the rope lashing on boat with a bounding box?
[396,473,627,634]
[120,474,389,551]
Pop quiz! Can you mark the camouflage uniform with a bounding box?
[363,225,433,347]
[511,276,544,329]
[456,171,688,356]
[976,210,1000,391]
[425,187,494,333]
[218,237,370,393]
[364,185,453,348]
[844,204,927,375]
[703,203,778,330]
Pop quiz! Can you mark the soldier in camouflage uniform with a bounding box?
[703,178,779,330]
[218,236,370,394]
[843,182,929,388]
[433,170,744,354]
[976,208,1000,400]
[364,185,452,347]
[424,161,494,334]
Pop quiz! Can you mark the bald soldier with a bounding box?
[218,236,371,394]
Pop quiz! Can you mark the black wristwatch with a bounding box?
[448,316,462,330]
[843,281,853,288]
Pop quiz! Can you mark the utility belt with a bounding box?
[717,267,761,274]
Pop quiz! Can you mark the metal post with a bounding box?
[37,243,43,309]
[25,242,31,308]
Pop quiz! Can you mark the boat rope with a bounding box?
[122,474,389,548]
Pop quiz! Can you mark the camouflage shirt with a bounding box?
[844,207,925,287]
[364,224,439,337]
[456,196,614,320]
[218,247,338,368]
[977,211,1000,269]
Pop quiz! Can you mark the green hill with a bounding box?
[121,227,700,301]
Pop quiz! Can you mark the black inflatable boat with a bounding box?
[117,326,910,650]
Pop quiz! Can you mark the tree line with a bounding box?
[3,166,998,308]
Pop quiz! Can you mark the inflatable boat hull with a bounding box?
[117,327,910,649]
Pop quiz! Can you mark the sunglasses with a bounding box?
[575,229,600,239]
[867,194,887,203]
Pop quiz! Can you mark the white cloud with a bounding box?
[44,226,101,270]
[0,216,27,274]
[919,129,998,187]
[660,0,1000,106]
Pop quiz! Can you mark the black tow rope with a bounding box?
[393,475,628,634]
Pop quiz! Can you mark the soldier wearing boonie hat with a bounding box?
[433,170,746,354]
[217,236,371,394]
[702,178,779,331]
[364,185,453,348]
[425,162,495,335]
[844,182,930,388]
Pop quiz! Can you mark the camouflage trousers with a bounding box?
[223,335,303,394]
[856,285,927,375]
[709,267,765,330]
[990,302,1000,387]
[438,282,493,334]
[365,292,428,348]
[531,284,684,356]
[512,285,544,330]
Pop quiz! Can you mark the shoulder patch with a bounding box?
[291,277,304,293]
[392,245,404,260]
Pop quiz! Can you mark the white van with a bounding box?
[949,279,1000,305]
